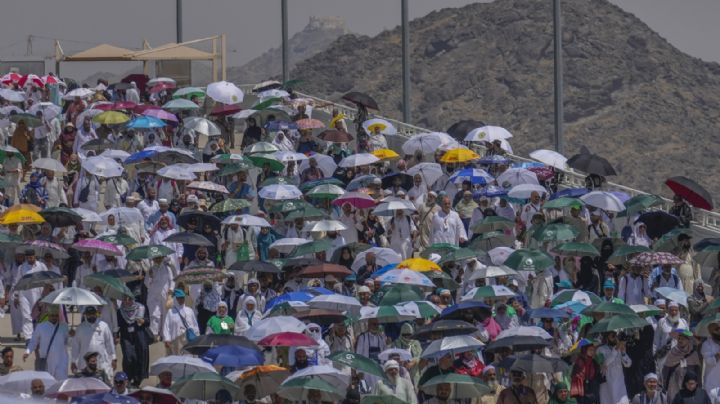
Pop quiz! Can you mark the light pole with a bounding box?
[281,0,289,83]
[553,0,563,154]
[176,0,183,43]
[401,0,410,123]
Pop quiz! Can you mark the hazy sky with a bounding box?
[2,0,720,81]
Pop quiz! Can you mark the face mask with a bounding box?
[204,286,212,292]
[86,316,97,324]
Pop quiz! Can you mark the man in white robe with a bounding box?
[73,118,97,158]
[41,169,67,207]
[520,191,543,228]
[431,196,467,245]
[74,252,95,289]
[11,250,47,340]
[70,306,116,378]
[388,210,416,260]
[334,203,362,244]
[24,307,69,380]
[162,289,199,355]
[137,188,160,222]
[145,256,176,337]
[4,154,23,204]
[701,324,720,397]
[598,331,632,404]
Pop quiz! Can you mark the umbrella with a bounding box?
[174,268,228,285]
[100,149,131,161]
[666,176,714,210]
[26,239,69,260]
[64,88,96,100]
[273,151,309,164]
[223,214,272,228]
[126,115,166,129]
[588,314,650,334]
[92,110,129,125]
[621,194,664,216]
[126,245,174,261]
[41,287,106,306]
[258,184,301,200]
[333,192,376,209]
[306,184,346,199]
[162,99,199,110]
[580,191,626,212]
[129,387,181,404]
[629,251,684,266]
[509,353,557,375]
[402,132,458,155]
[100,207,144,226]
[396,257,441,272]
[298,153,338,178]
[628,304,663,317]
[360,396,408,404]
[45,377,110,400]
[32,157,67,173]
[148,77,176,86]
[342,92,378,110]
[694,313,720,337]
[468,265,518,280]
[567,150,617,176]
[378,348,414,362]
[421,335,485,359]
[352,247,402,271]
[528,308,572,319]
[228,260,282,274]
[202,345,263,368]
[186,181,229,194]
[10,113,43,128]
[439,301,492,321]
[302,220,347,233]
[235,365,289,399]
[257,332,318,347]
[170,372,241,401]
[157,165,196,181]
[183,117,221,137]
[245,316,307,341]
[449,168,494,186]
[635,211,680,239]
[209,103,242,116]
[296,118,325,130]
[81,156,123,178]
[378,284,425,306]
[327,351,386,378]
[339,153,380,168]
[0,208,43,226]
[163,232,213,246]
[406,162,443,187]
[0,370,55,395]
[461,286,516,301]
[98,269,140,283]
[439,148,480,164]
[412,320,477,341]
[508,184,548,199]
[399,301,442,319]
[177,212,221,231]
[554,242,601,257]
[173,86,205,99]
[655,287,688,307]
[582,301,636,316]
[464,125,512,142]
[381,172,414,190]
[543,197,585,210]
[150,355,217,378]
[182,334,260,356]
[503,249,554,271]
[72,239,123,256]
[72,208,103,223]
[377,269,435,289]
[143,108,178,122]
[278,377,344,403]
[359,305,416,323]
[488,246,515,265]
[298,264,353,279]
[608,245,652,265]
[14,271,65,291]
[420,373,491,399]
[39,207,82,227]
[485,327,553,353]
[318,129,354,143]
[288,239,332,258]
[496,168,540,189]
[470,217,515,235]
[83,273,133,299]
[551,289,601,307]
[0,89,26,102]
[207,81,244,104]
[373,199,417,216]
[529,149,568,170]
[532,223,579,242]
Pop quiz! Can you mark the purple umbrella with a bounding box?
[143,108,179,122]
[72,239,124,256]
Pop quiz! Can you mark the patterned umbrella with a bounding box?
[186,181,229,194]
[72,239,123,256]
[295,118,325,130]
[629,251,684,266]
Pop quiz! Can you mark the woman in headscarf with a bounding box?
[272,130,294,152]
[336,247,354,268]
[116,294,150,388]
[671,372,711,404]
[11,119,32,170]
[149,215,183,270]
[663,330,701,401]
[628,222,652,247]
[594,238,615,287]
[571,343,602,404]
[58,124,77,165]
[256,226,279,261]
[196,280,222,334]
[72,169,100,211]
[242,117,262,148]
[687,280,711,327]
[575,256,599,294]
[234,296,262,337]
[206,301,234,335]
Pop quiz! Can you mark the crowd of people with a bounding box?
[0,71,718,404]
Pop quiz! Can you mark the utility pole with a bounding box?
[401,0,410,123]
[553,0,564,154]
[176,0,183,43]
[281,0,289,83]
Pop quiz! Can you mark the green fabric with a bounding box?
[206,315,235,335]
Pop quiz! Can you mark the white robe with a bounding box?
[701,338,720,395]
[73,128,97,158]
[71,320,116,377]
[598,345,632,404]
[162,304,199,342]
[11,261,48,339]
[75,263,94,289]
[234,309,262,337]
[43,176,67,208]
[145,262,176,336]
[26,321,69,380]
[75,174,100,212]
[431,210,467,245]
[388,215,416,260]
[149,228,183,270]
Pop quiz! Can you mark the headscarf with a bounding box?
[577,256,595,289]
[272,132,294,152]
[395,323,415,350]
[480,316,502,341]
[242,296,258,326]
[306,322,323,342]
[631,222,652,247]
[119,297,143,324]
[201,282,222,312]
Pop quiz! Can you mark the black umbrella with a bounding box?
[81,138,114,152]
[665,176,714,210]
[282,257,323,269]
[566,149,617,176]
[163,232,214,247]
[412,320,478,341]
[381,173,414,191]
[484,336,552,353]
[342,92,379,110]
[14,271,65,291]
[229,260,282,273]
[183,334,261,356]
[510,354,556,374]
[446,120,485,141]
[177,212,222,232]
[155,150,198,165]
[39,207,83,227]
[635,211,680,240]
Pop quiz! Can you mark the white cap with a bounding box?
[358,286,371,294]
[187,195,199,203]
[644,373,658,382]
[383,360,399,371]
[668,301,679,309]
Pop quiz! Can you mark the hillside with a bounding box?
[291,0,720,198]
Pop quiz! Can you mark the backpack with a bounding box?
[653,273,679,289]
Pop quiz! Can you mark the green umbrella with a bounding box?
[630,304,663,317]
[289,239,332,258]
[10,113,42,128]
[532,223,579,242]
[217,162,253,176]
[652,228,689,252]
[504,249,554,272]
[379,284,425,305]
[284,207,328,221]
[465,285,516,299]
[266,301,310,317]
[608,245,651,265]
[420,373,491,399]
[252,97,282,110]
[248,155,285,171]
[0,232,22,244]
[468,230,514,250]
[278,377,343,402]
[620,194,664,217]
[83,273,133,299]
[693,313,720,337]
[425,270,460,290]
[211,153,250,164]
[400,301,442,319]
[360,305,416,323]
[360,396,408,404]
[554,242,600,257]
[551,289,602,306]
[268,200,313,214]
[299,178,345,193]
[244,141,279,155]
[543,197,585,210]
[98,233,138,246]
[210,198,252,213]
[173,87,205,99]
[260,176,299,187]
[703,298,720,315]
[581,302,636,316]
[306,184,346,199]
[126,245,174,261]
[420,243,459,258]
[438,248,478,265]
[588,313,649,334]
[328,351,386,378]
[0,145,26,163]
[171,372,241,401]
[470,216,514,233]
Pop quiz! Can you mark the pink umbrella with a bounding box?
[19,74,44,88]
[133,104,161,114]
[1,72,22,84]
[257,332,319,347]
[332,191,376,209]
[72,239,123,256]
[94,101,137,111]
[42,75,61,85]
[150,82,176,93]
[143,108,179,122]
[44,377,111,400]
[295,118,325,130]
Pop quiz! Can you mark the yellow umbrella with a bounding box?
[371,149,400,161]
[439,148,480,164]
[329,113,346,129]
[0,209,46,225]
[92,111,129,125]
[397,257,442,272]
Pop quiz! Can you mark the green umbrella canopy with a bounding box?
[504,249,554,272]
[554,242,601,257]
[170,372,241,401]
[420,243,459,259]
[248,155,285,171]
[252,97,282,110]
[83,273,133,299]
[284,207,329,221]
[420,373,492,399]
[0,146,26,163]
[608,245,651,265]
[588,313,648,335]
[328,351,386,378]
[299,178,346,193]
[0,232,23,244]
[360,396,408,404]
[98,233,138,246]
[694,313,720,337]
[306,184,346,199]
[438,247,478,264]
[379,284,425,305]
[532,223,579,242]
[543,197,585,210]
[268,200,313,214]
[471,216,514,233]
[278,377,343,402]
[425,270,460,290]
[652,228,689,253]
[619,194,664,217]
[288,239,333,258]
[581,302,636,316]
[126,245,174,261]
[217,162,253,176]
[210,198,252,213]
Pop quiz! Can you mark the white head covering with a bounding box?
[306,322,322,342]
[383,360,400,371]
[244,296,257,311]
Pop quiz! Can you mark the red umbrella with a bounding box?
[528,166,554,181]
[210,103,242,116]
[1,72,22,84]
[150,82,176,93]
[665,176,714,210]
[43,75,61,85]
[95,101,137,111]
[257,332,318,347]
[18,74,44,88]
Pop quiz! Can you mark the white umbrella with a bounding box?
[147,77,176,86]
[468,265,519,280]
[0,89,26,103]
[359,305,416,323]
[41,287,106,306]
[259,184,303,200]
[655,287,688,307]
[495,326,553,340]
[100,207,145,225]
[421,335,485,359]
[28,102,62,120]
[63,88,95,100]
[269,238,310,254]
[223,214,272,228]
[257,89,290,99]
[580,191,626,212]
[372,199,417,216]
[308,294,362,316]
[273,151,309,163]
[188,163,219,172]
[379,348,413,362]
[351,247,402,272]
[72,208,103,223]
[307,184,345,199]
[496,168,539,188]
[232,109,258,120]
[377,269,435,290]
[0,370,55,394]
[32,158,67,173]
[183,117,221,137]
[207,81,244,104]
[464,125,513,142]
[246,316,307,341]
[99,149,130,161]
[302,220,347,233]
[298,153,337,177]
[0,105,24,115]
[402,132,452,155]
[157,164,197,181]
[449,168,494,185]
[508,184,548,199]
[75,108,103,127]
[338,153,380,168]
[488,247,514,265]
[406,162,444,187]
[150,355,217,378]
[44,377,110,399]
[398,301,442,319]
[529,149,568,170]
[362,118,397,135]
[284,365,350,389]
[81,156,124,178]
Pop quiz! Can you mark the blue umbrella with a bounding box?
[264,121,298,131]
[528,308,571,319]
[265,291,314,311]
[124,149,157,164]
[552,300,587,316]
[201,345,264,368]
[478,155,510,165]
[449,168,494,185]
[71,393,139,404]
[475,185,507,198]
[371,263,399,279]
[439,301,492,321]
[549,188,588,200]
[512,162,544,169]
[126,116,166,129]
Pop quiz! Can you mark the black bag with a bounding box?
[78,180,91,203]
[35,323,60,372]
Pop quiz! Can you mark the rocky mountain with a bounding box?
[228,16,349,84]
[292,0,720,198]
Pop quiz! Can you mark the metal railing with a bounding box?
[239,84,720,235]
